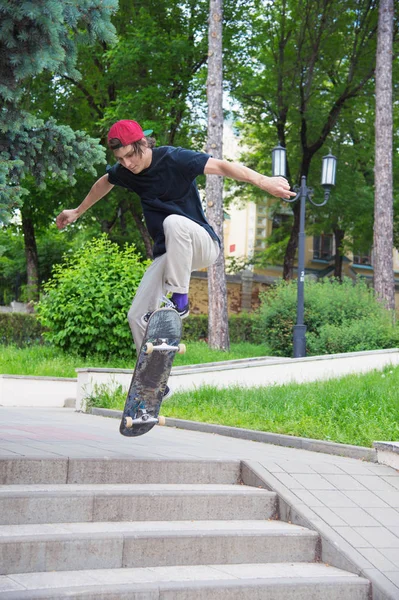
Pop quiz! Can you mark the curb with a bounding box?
[89,408,377,462]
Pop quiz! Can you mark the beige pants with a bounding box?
[128,215,220,352]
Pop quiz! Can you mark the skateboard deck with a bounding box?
[120,308,184,437]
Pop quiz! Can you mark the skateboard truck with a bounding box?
[144,340,186,355]
[124,410,166,429]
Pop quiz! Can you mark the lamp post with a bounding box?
[271,145,337,358]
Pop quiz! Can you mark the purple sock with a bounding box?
[171,293,188,310]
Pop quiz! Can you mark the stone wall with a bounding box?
[189,270,275,315]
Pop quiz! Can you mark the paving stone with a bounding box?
[333,527,372,548]
[382,477,399,491]
[291,489,324,507]
[364,507,399,528]
[309,506,347,527]
[309,490,358,508]
[353,476,398,492]
[374,490,399,508]
[272,472,304,489]
[343,490,390,508]
[321,474,368,491]
[332,507,380,527]
[290,474,335,490]
[379,548,399,568]
[358,548,398,572]
[353,527,399,548]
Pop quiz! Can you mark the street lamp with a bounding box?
[271,146,337,358]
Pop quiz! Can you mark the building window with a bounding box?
[353,248,372,266]
[272,213,291,231]
[313,234,333,260]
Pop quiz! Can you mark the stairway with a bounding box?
[0,457,370,599]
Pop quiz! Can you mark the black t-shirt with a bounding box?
[106,146,220,257]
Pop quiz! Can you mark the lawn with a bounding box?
[87,365,399,448]
[0,341,273,378]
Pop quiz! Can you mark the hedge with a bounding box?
[0,312,258,349]
[0,313,46,347]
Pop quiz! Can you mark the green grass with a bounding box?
[0,342,272,378]
[88,365,399,448]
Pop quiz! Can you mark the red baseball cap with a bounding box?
[107,120,153,147]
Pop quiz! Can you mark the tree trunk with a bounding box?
[20,206,39,302]
[206,0,229,350]
[373,0,395,310]
[129,203,154,259]
[333,227,345,280]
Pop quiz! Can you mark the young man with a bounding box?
[56,119,295,370]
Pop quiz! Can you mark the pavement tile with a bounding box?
[384,570,399,587]
[275,461,316,474]
[271,472,304,489]
[309,505,347,527]
[364,507,399,528]
[332,507,380,527]
[358,548,398,572]
[374,490,399,508]
[333,526,372,548]
[321,474,368,491]
[383,477,399,491]
[307,463,345,475]
[343,490,390,508]
[309,490,358,507]
[379,548,399,568]
[354,527,399,548]
[291,489,324,507]
[289,473,335,490]
[353,475,398,492]
[335,463,376,475]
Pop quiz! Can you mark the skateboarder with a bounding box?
[56,119,295,376]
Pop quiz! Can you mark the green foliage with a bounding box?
[0,313,45,347]
[0,0,117,219]
[36,235,149,358]
[255,277,399,356]
[183,313,256,343]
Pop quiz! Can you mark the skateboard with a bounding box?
[120,308,185,437]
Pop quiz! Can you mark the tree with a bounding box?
[373,0,395,310]
[226,0,379,279]
[0,0,117,299]
[206,0,230,350]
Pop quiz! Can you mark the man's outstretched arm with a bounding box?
[56,175,114,230]
[204,158,296,200]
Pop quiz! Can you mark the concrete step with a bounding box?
[0,563,370,599]
[0,520,319,575]
[0,484,277,525]
[0,458,240,485]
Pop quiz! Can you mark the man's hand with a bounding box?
[56,209,79,230]
[259,175,297,200]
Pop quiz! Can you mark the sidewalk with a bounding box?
[1,406,399,598]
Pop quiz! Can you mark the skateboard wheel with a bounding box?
[158,415,166,426]
[144,342,154,355]
[124,417,133,428]
[177,343,186,354]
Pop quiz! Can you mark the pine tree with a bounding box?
[0,0,117,299]
[0,0,117,221]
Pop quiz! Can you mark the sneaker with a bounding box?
[171,300,190,319]
[162,385,173,400]
[142,298,189,325]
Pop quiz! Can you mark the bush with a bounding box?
[183,313,256,343]
[0,313,45,346]
[254,277,399,357]
[36,235,149,358]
